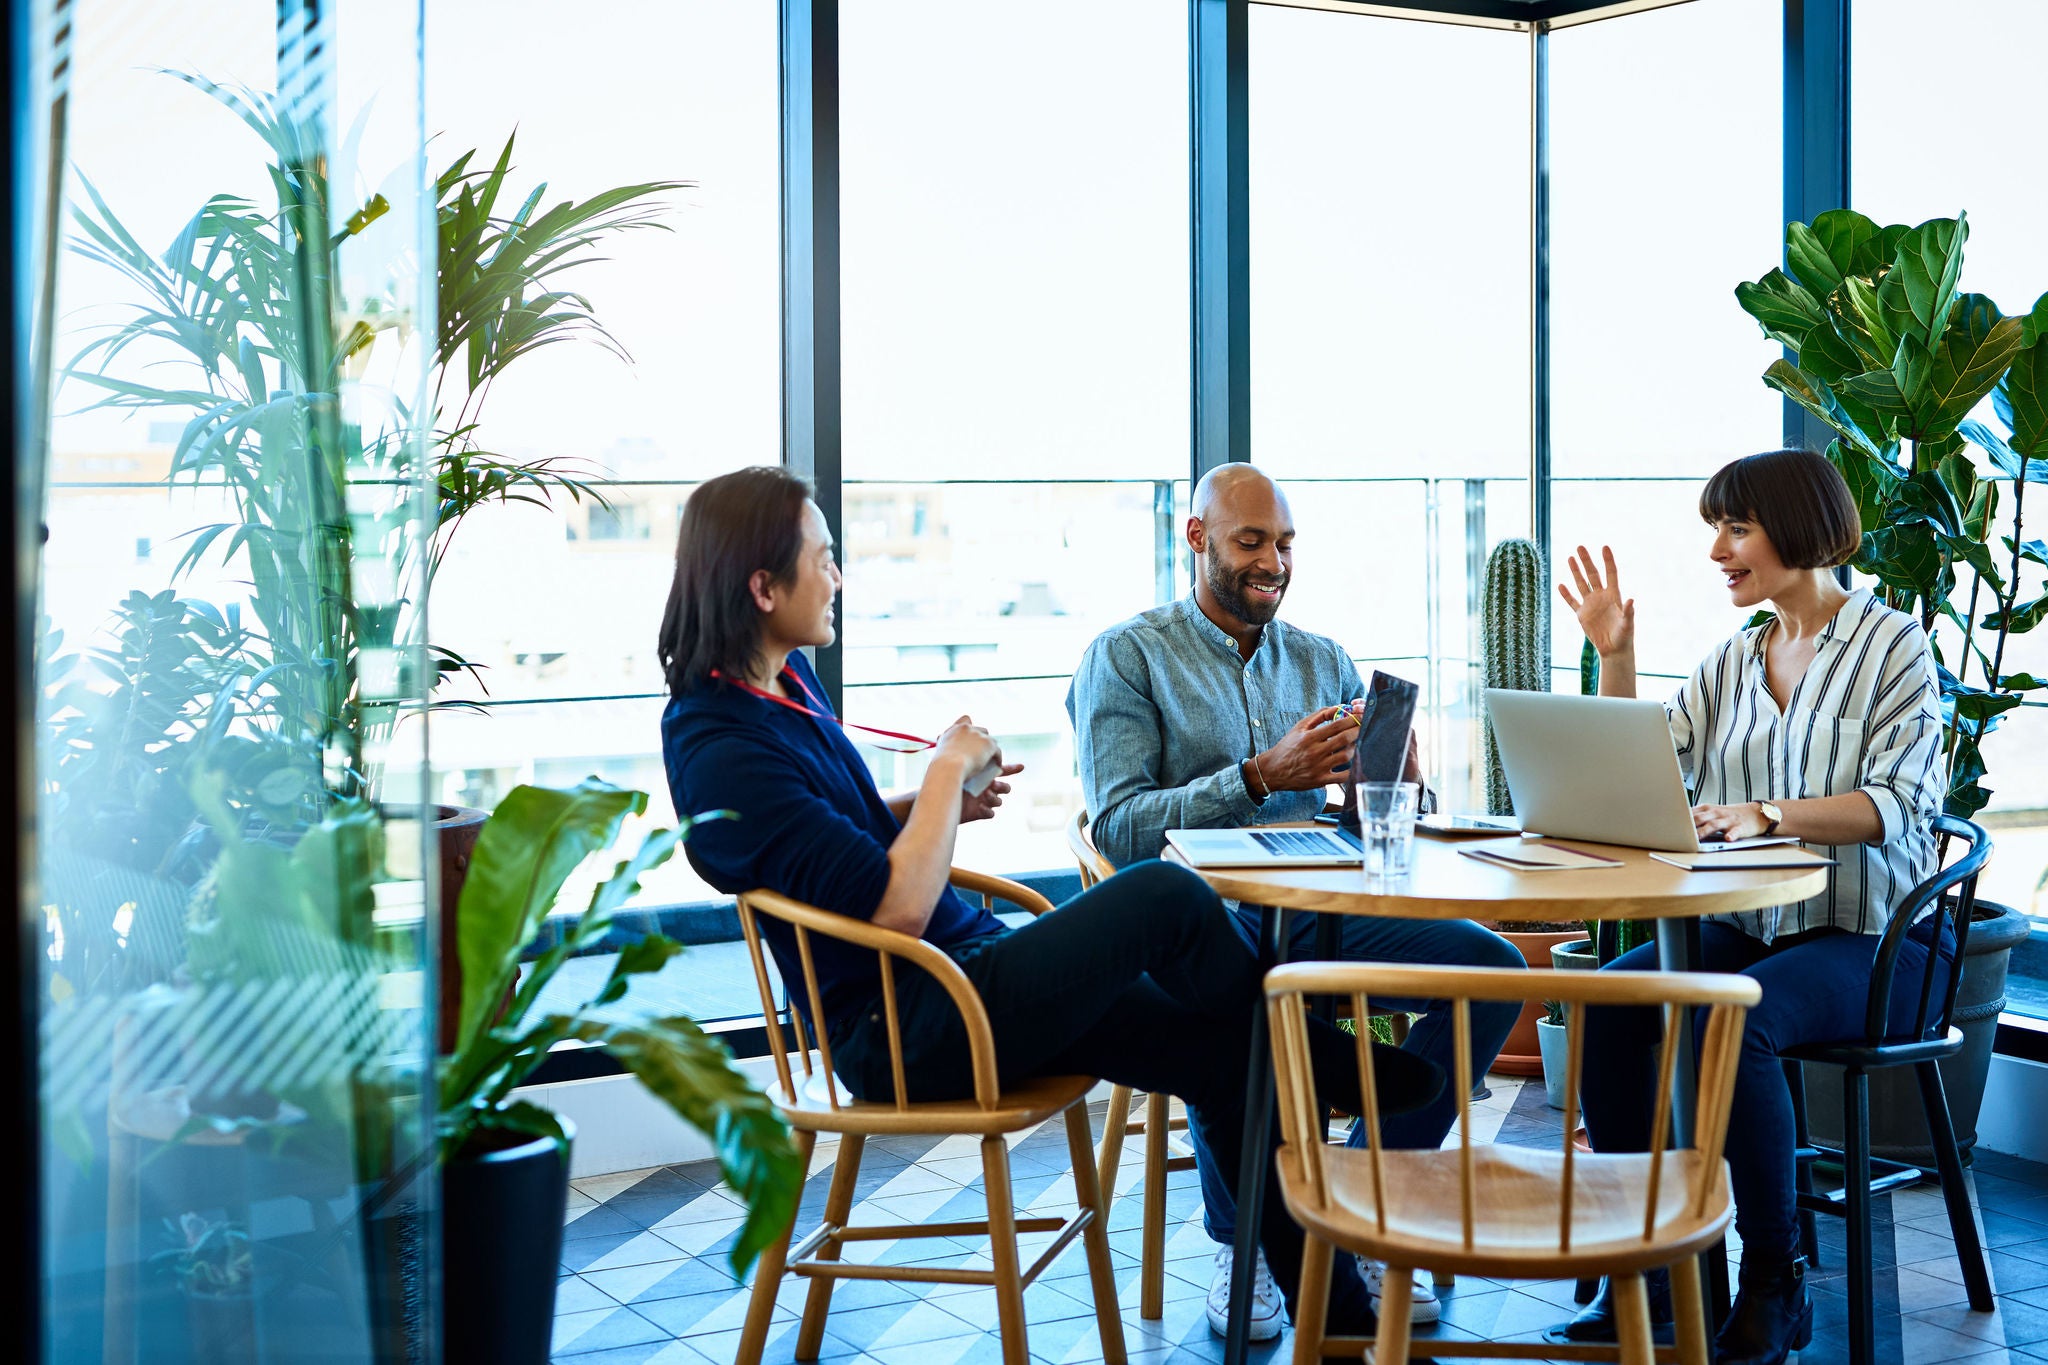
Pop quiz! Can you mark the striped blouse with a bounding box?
[1667,588,1944,941]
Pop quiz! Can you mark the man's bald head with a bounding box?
[1187,464,1294,632]
[1191,463,1290,527]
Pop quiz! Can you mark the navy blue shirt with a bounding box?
[661,651,1005,1034]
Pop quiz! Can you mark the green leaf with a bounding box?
[598,1016,802,1276]
[1736,269,1829,349]
[1786,218,1857,298]
[1939,533,2004,596]
[1983,593,2048,636]
[1964,477,1999,542]
[1826,440,1902,534]
[1807,208,1889,277]
[2000,672,2048,691]
[2022,291,2048,348]
[1877,214,1968,349]
[1946,728,1990,820]
[1866,520,1943,602]
[453,780,646,1059]
[1892,295,2027,442]
[2001,337,2048,457]
[590,934,687,1009]
[1762,360,1888,461]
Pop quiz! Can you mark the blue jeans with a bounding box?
[1193,909,1525,1243]
[1578,922,1950,1259]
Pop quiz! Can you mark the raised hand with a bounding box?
[935,715,1001,779]
[1557,544,1636,660]
[1256,706,1357,792]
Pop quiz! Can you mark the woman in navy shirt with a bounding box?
[658,466,1440,1339]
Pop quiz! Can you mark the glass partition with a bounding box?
[35,3,437,1359]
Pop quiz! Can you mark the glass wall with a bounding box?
[36,1,437,1358]
[416,0,781,909]
[839,0,1191,874]
[1549,0,1783,694]
[1852,0,2048,1008]
[1250,7,1529,807]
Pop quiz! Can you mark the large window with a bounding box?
[1250,8,1530,807]
[1548,0,1783,693]
[838,0,1191,874]
[1853,0,2048,1005]
[418,0,781,908]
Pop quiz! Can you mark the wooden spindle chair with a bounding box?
[1267,962,1761,1365]
[1066,808,1196,1319]
[733,870,1125,1365]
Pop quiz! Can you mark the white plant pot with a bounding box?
[1536,1017,1571,1111]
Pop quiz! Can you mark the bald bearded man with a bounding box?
[1065,464,1522,1339]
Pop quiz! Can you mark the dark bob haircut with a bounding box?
[1698,448,1862,570]
[658,465,814,695]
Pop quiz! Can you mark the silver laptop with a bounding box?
[1484,689,1793,854]
[1165,824,1364,868]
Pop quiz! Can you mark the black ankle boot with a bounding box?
[1547,1269,1674,1345]
[1715,1254,1812,1365]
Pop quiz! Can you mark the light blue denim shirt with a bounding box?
[1066,595,1365,869]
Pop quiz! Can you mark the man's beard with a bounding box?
[1205,544,1288,626]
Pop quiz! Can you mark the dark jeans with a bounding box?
[1579,921,1948,1259]
[831,859,1444,1320]
[1190,908,1525,1243]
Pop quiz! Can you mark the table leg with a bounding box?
[1655,916,1731,1324]
[1225,905,1292,1365]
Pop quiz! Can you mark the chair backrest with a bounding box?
[1265,963,1759,1255]
[735,871,1055,1117]
[1066,809,1114,889]
[1867,813,1993,1044]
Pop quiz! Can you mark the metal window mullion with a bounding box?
[1782,0,1849,457]
[1190,0,1249,487]
[781,0,844,710]
[1529,19,1551,681]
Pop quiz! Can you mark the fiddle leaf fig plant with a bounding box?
[436,780,801,1277]
[1737,210,2048,817]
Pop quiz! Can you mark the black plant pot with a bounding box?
[184,1289,259,1365]
[443,1118,574,1365]
[1801,900,2031,1167]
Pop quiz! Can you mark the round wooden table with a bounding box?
[1172,831,1829,1365]
[1179,831,1830,923]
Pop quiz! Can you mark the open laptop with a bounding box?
[1164,668,1417,868]
[1483,689,1796,854]
[1166,823,1364,868]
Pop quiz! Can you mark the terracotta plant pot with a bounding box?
[1491,928,1587,1077]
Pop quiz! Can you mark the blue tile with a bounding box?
[551,1305,669,1357]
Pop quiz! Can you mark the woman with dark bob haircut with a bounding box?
[1554,449,1945,1365]
[656,466,1441,1341]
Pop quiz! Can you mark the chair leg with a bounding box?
[1291,1234,1333,1365]
[1063,1104,1129,1365]
[1098,1085,1133,1214]
[738,1129,816,1365]
[982,1135,1031,1365]
[1918,1059,1995,1312]
[1142,1090,1170,1319]
[1668,1254,1711,1365]
[1785,1058,1822,1269]
[796,1132,863,1359]
[1843,1068,1876,1365]
[1432,1268,1455,1289]
[1373,1264,1413,1365]
[1389,1013,1410,1047]
[1612,1271,1656,1365]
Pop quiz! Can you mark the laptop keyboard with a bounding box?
[1249,829,1353,857]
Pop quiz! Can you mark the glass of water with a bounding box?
[1356,780,1420,883]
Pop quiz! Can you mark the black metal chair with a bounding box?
[1780,813,1996,1365]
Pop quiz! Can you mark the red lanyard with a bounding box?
[711,667,935,754]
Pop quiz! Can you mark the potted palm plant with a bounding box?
[1735,208,2048,1162]
[436,778,801,1365]
[153,1214,259,1365]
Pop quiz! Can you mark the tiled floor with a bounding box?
[548,1073,2048,1365]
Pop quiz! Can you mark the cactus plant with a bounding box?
[1481,538,1547,816]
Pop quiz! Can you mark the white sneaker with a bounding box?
[1206,1245,1284,1341]
[1360,1257,1442,1324]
